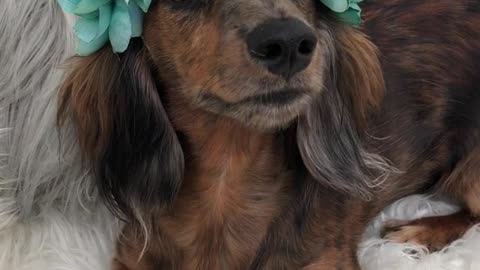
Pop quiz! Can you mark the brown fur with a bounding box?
[442,135,480,215]
[334,27,385,129]
[58,49,116,163]
[57,0,480,269]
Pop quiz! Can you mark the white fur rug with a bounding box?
[360,195,480,270]
[1,1,479,270]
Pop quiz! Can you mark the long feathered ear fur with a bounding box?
[58,39,184,219]
[297,27,394,197]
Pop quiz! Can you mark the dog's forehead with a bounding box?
[222,0,276,8]
[220,0,304,11]
[217,0,309,27]
[157,0,310,23]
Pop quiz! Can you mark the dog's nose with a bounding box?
[247,18,317,80]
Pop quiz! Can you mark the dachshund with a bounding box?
[57,0,480,269]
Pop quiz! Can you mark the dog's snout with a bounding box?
[247,18,317,80]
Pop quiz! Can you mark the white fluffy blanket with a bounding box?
[1,1,479,270]
[360,195,480,270]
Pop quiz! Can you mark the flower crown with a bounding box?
[58,0,363,56]
[58,0,152,56]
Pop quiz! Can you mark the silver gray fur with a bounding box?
[0,1,120,269]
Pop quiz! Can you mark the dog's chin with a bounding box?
[198,91,314,131]
[242,112,300,131]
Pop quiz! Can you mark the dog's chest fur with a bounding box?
[159,116,293,269]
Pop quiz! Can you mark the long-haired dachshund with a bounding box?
[58,0,480,269]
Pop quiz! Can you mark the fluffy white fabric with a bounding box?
[1,1,478,270]
[360,195,480,270]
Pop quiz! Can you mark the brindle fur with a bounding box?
[58,0,480,269]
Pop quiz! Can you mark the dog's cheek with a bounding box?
[145,8,222,97]
[178,21,222,95]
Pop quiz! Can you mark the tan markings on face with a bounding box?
[144,6,221,97]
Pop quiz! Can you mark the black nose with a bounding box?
[247,18,317,80]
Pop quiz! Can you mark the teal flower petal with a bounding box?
[79,10,100,19]
[58,0,152,55]
[98,4,113,36]
[73,4,111,43]
[128,2,144,37]
[135,0,152,13]
[349,3,361,12]
[74,16,99,43]
[57,0,82,13]
[109,1,132,53]
[319,0,364,26]
[73,0,111,14]
[77,30,109,56]
[320,0,349,13]
[336,5,362,26]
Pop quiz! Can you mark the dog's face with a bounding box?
[59,0,387,219]
[144,0,332,129]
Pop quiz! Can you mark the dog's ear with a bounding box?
[334,27,385,129]
[58,39,184,219]
[297,27,392,197]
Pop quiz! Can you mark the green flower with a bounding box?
[57,0,152,56]
[320,0,363,26]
